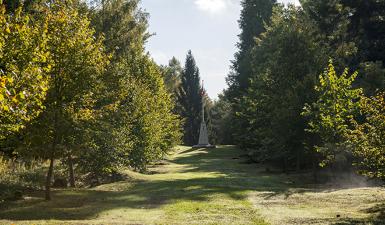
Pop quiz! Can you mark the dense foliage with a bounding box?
[1,0,385,203]
[79,0,181,175]
[0,4,50,141]
[226,0,276,101]
[348,92,385,179]
[176,51,203,146]
[210,94,234,145]
[161,57,182,97]
[222,0,385,179]
[0,0,181,200]
[302,61,363,167]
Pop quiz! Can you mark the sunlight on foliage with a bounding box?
[0,4,50,140]
[302,60,363,167]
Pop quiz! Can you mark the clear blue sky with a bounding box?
[141,0,300,99]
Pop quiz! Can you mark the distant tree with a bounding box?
[210,93,234,145]
[161,57,182,96]
[177,51,202,146]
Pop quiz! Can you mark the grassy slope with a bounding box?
[0,146,384,225]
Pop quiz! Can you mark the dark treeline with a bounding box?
[215,0,385,179]
[0,0,181,200]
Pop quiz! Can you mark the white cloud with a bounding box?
[195,0,228,14]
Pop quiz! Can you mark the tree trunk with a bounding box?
[46,98,58,200]
[296,148,301,172]
[282,157,288,174]
[68,155,75,188]
[45,155,55,200]
[312,157,318,183]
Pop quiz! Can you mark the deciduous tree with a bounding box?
[0,4,50,141]
[302,61,363,167]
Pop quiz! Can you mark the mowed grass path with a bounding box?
[0,146,384,225]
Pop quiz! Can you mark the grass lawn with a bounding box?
[0,146,384,225]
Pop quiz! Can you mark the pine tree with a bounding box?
[237,6,325,169]
[342,0,385,64]
[301,0,385,95]
[226,0,276,100]
[177,51,202,146]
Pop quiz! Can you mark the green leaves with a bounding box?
[302,60,363,166]
[177,51,203,146]
[0,4,50,140]
[230,5,324,166]
[346,92,385,180]
[76,0,181,175]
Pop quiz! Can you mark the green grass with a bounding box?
[0,146,384,225]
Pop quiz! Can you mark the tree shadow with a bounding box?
[0,176,263,221]
[0,146,383,223]
[332,203,385,225]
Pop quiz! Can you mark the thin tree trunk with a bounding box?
[68,155,75,188]
[312,157,318,183]
[296,148,301,172]
[46,97,58,200]
[283,157,288,174]
[45,155,55,200]
[45,125,57,200]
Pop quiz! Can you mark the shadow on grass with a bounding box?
[0,177,273,220]
[0,146,383,223]
[333,203,385,225]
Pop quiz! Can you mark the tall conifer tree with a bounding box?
[177,51,202,146]
[226,0,276,100]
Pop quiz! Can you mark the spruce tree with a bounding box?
[301,0,385,95]
[226,0,276,100]
[236,6,325,169]
[224,0,276,153]
[177,51,202,146]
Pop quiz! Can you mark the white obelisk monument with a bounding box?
[193,81,215,149]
